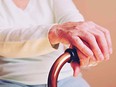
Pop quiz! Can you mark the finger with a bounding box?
[70,36,94,57]
[82,40,96,60]
[77,50,90,67]
[79,31,104,61]
[78,50,99,67]
[88,28,109,60]
[89,58,98,67]
[89,22,112,54]
[71,62,80,77]
[96,25,112,54]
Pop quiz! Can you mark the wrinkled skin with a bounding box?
[49,21,112,77]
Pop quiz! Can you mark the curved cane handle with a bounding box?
[48,48,80,87]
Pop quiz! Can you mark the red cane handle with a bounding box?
[48,48,80,87]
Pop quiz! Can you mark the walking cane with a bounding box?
[48,48,80,87]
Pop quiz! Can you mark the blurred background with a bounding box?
[73,0,116,87]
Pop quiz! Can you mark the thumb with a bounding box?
[71,62,80,77]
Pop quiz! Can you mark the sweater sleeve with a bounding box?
[0,0,84,58]
[0,25,56,58]
[52,0,84,23]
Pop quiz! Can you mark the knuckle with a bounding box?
[101,28,110,35]
[67,31,73,36]
[104,29,110,35]
[86,33,95,42]
[96,31,105,39]
[72,36,80,44]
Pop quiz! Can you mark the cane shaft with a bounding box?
[48,52,70,87]
[48,48,80,87]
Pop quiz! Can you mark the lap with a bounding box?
[0,80,28,87]
[0,76,90,87]
[0,80,46,87]
[58,76,90,87]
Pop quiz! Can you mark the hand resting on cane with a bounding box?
[48,21,112,77]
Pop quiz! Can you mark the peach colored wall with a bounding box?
[73,0,116,87]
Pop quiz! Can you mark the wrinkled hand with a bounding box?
[49,21,112,77]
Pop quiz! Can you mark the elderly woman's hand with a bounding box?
[49,21,112,76]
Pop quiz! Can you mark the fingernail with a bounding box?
[105,54,110,61]
[110,48,113,54]
[99,54,104,61]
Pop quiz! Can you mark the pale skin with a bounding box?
[13,0,112,77]
[49,22,112,76]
